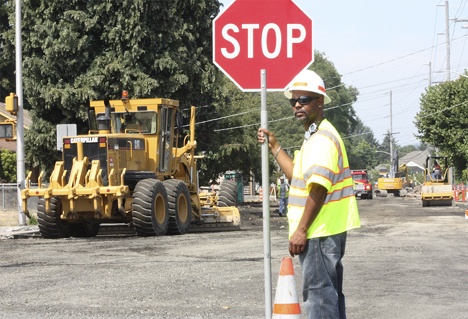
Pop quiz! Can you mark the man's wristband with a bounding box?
[274,146,282,159]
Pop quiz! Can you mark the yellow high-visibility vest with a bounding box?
[287,119,360,238]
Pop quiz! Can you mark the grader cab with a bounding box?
[21,92,240,238]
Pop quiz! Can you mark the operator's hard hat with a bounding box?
[284,69,331,104]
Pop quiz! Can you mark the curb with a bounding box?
[0,227,40,239]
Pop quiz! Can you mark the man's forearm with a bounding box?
[297,183,327,232]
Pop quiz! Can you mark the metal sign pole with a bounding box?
[15,0,26,226]
[260,69,272,318]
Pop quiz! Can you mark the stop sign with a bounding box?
[213,0,313,92]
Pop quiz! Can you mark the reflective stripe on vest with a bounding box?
[288,185,355,207]
[293,166,351,190]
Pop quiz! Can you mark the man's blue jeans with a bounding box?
[299,232,347,319]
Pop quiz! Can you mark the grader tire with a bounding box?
[164,179,191,235]
[218,180,238,207]
[37,197,71,239]
[132,179,169,236]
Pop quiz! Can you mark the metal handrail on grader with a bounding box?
[21,92,240,238]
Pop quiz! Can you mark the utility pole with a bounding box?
[437,0,451,81]
[437,1,468,83]
[389,90,393,178]
[444,0,450,82]
[426,61,432,87]
[15,0,26,225]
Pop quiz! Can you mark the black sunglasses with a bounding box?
[289,96,319,107]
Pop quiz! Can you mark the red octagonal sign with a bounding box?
[213,0,313,92]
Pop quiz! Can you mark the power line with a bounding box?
[211,103,350,132]
[196,31,468,144]
[417,99,468,119]
[213,115,293,132]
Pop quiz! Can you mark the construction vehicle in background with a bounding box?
[20,92,240,238]
[223,170,244,203]
[421,156,453,207]
[377,164,408,197]
[350,170,373,199]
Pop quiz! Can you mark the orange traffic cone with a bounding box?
[272,257,301,318]
[259,187,263,201]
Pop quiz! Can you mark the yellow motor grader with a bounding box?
[21,92,240,238]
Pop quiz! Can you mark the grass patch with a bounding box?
[28,213,38,225]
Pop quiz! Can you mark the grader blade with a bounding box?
[189,206,241,232]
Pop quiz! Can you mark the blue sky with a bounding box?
[217,0,468,146]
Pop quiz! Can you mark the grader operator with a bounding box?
[21,92,240,238]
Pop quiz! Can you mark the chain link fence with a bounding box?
[0,183,39,226]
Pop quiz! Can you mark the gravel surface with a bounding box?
[1,197,468,318]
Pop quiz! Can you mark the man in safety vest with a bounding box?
[258,69,360,319]
[277,176,289,217]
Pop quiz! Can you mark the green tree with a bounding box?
[0,1,15,98]
[0,148,16,182]
[415,72,468,176]
[346,118,380,169]
[314,52,359,136]
[196,77,264,184]
[377,131,400,164]
[2,2,365,186]
[416,142,429,151]
[399,144,418,157]
[5,0,223,172]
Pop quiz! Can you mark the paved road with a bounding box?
[346,196,468,319]
[1,196,468,318]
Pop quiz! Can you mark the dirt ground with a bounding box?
[0,210,24,227]
[1,196,468,319]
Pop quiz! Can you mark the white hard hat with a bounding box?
[284,69,331,104]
